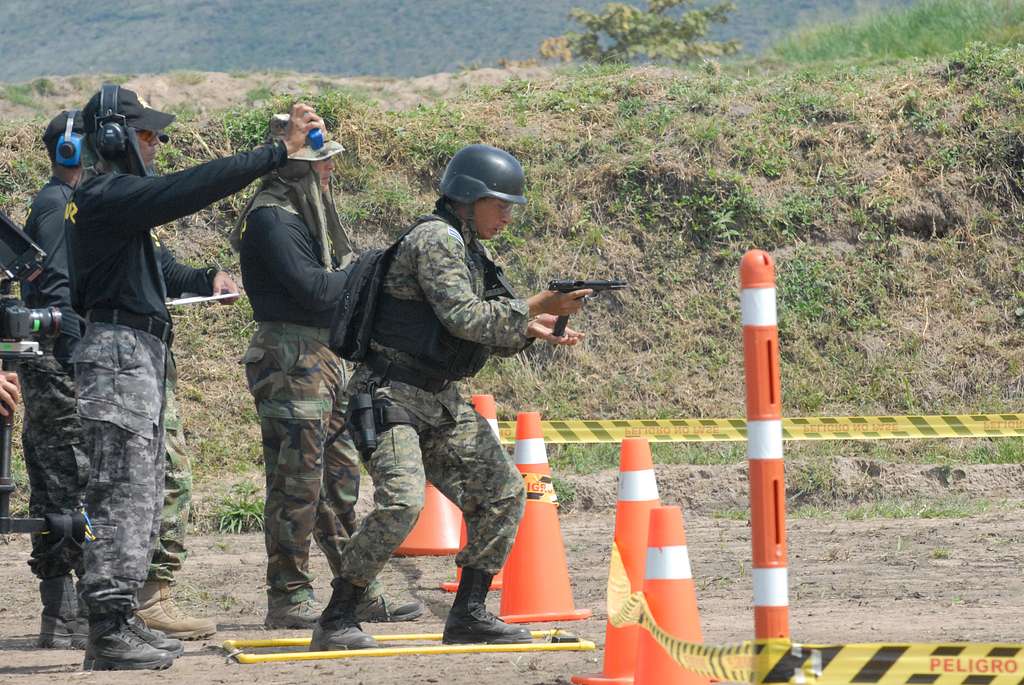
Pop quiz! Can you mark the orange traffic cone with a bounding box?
[573,438,661,684]
[634,506,708,685]
[499,411,591,623]
[441,394,505,591]
[394,483,462,556]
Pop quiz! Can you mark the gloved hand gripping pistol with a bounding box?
[547,279,628,337]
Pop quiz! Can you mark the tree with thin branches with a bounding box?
[540,0,740,64]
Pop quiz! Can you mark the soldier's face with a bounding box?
[312,158,334,192]
[473,198,515,240]
[136,129,161,168]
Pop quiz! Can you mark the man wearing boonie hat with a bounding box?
[67,85,324,671]
[233,114,424,631]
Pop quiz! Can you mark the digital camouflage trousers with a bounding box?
[148,354,193,583]
[243,322,376,607]
[337,366,525,586]
[73,323,166,613]
[19,351,89,580]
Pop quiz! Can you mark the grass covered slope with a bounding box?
[773,0,1024,63]
[1,44,1024,496]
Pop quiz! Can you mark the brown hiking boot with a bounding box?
[136,581,216,640]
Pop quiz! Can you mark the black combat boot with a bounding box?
[309,577,379,651]
[356,592,425,623]
[442,567,532,645]
[38,574,87,649]
[83,611,176,671]
[127,614,185,656]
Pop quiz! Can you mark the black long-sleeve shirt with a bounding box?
[158,245,214,298]
[67,141,287,323]
[240,205,349,328]
[21,177,85,358]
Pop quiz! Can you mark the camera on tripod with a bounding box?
[0,209,66,536]
[0,210,61,356]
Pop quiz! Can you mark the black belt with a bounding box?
[86,309,174,345]
[365,351,449,394]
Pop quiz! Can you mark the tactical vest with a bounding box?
[370,215,517,384]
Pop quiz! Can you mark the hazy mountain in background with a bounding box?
[1,0,910,81]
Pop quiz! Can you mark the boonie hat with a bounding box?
[268,113,344,161]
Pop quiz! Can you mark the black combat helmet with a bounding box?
[440,144,526,205]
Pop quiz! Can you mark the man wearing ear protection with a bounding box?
[17,110,90,650]
[232,115,424,630]
[66,85,324,671]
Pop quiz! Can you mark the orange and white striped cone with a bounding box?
[499,411,591,623]
[573,438,661,685]
[441,395,505,591]
[634,506,709,685]
[740,250,789,639]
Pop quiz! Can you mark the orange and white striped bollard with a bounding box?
[740,250,789,640]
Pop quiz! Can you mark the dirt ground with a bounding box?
[0,65,554,119]
[2,462,1023,684]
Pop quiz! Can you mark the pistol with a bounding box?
[547,279,628,337]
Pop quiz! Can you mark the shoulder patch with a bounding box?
[447,225,465,247]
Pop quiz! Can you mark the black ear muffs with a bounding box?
[95,84,127,159]
[55,110,82,167]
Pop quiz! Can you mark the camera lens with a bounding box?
[29,308,61,337]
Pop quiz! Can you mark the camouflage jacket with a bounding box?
[361,211,531,420]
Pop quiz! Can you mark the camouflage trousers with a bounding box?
[74,322,167,613]
[337,366,525,586]
[18,350,89,580]
[243,322,372,607]
[148,353,193,584]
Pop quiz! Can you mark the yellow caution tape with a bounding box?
[604,552,1024,684]
[606,542,632,620]
[608,589,755,681]
[755,639,1024,685]
[496,414,1024,444]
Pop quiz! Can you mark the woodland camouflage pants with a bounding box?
[243,322,378,607]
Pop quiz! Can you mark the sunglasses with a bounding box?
[136,129,166,144]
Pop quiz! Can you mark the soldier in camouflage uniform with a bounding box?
[19,111,90,650]
[311,144,587,651]
[236,116,422,629]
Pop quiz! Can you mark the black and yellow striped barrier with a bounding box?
[754,639,1024,685]
[495,414,1024,444]
[605,595,1024,685]
[607,548,1024,683]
